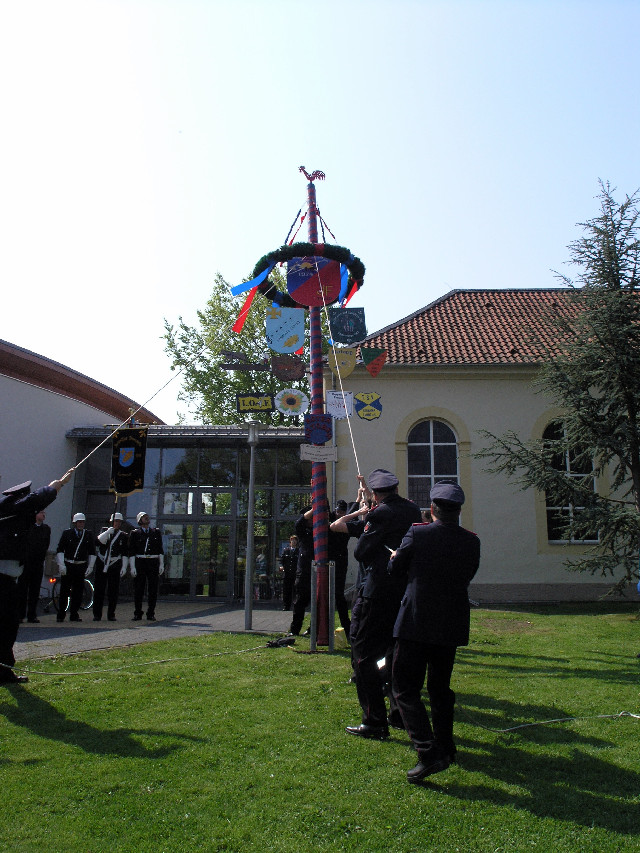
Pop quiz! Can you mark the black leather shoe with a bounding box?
[132,615,142,621]
[345,724,389,740]
[93,617,101,621]
[27,617,40,624]
[1,673,29,684]
[69,615,82,622]
[56,616,65,622]
[108,616,117,621]
[146,615,156,621]
[407,755,451,783]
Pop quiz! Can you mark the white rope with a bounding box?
[456,703,640,732]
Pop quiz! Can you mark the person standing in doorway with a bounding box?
[279,534,299,611]
[17,509,51,623]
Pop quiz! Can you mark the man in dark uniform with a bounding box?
[93,512,129,621]
[345,469,422,739]
[288,507,314,636]
[388,482,480,782]
[129,511,164,621]
[17,509,51,623]
[278,534,299,611]
[56,512,96,622]
[0,471,72,683]
[327,500,352,636]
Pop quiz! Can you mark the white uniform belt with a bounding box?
[65,559,87,564]
[136,554,159,559]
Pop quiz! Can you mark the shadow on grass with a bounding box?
[0,686,205,759]
[430,738,640,835]
[458,646,639,685]
[424,691,640,834]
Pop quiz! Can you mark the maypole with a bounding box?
[304,171,329,646]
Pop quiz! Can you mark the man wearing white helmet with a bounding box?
[128,511,164,621]
[55,512,96,622]
[93,512,129,621]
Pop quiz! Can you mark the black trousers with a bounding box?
[93,560,122,620]
[133,558,160,618]
[58,563,87,619]
[289,568,310,635]
[392,638,457,759]
[17,558,44,620]
[350,595,399,728]
[0,573,20,678]
[282,569,296,610]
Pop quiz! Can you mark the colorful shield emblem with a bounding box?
[275,388,309,416]
[118,447,135,468]
[265,306,305,353]
[328,346,357,378]
[287,257,341,307]
[271,354,306,381]
[354,392,382,421]
[328,307,367,344]
[362,347,387,377]
[304,413,333,445]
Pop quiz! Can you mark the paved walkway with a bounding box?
[14,601,294,661]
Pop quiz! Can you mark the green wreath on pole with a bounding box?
[252,242,365,309]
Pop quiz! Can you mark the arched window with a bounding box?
[543,421,598,542]
[407,420,458,508]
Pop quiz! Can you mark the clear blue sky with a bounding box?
[2,0,638,423]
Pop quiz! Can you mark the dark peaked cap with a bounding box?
[430,482,465,505]
[2,481,32,497]
[368,469,399,490]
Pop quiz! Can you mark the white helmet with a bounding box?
[110,512,124,522]
[72,513,86,522]
[136,511,149,524]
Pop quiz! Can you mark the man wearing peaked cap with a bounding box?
[0,470,73,684]
[388,480,480,783]
[345,468,422,740]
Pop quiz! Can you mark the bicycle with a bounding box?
[48,577,94,613]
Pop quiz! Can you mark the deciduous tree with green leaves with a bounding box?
[477,182,640,591]
[163,271,311,426]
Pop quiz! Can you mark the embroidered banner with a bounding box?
[287,257,341,307]
[110,427,147,496]
[326,391,353,420]
[354,392,382,421]
[328,307,367,344]
[265,306,305,353]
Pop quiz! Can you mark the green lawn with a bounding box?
[2,605,639,852]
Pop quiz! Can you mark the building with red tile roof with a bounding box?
[328,288,628,603]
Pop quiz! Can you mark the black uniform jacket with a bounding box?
[389,520,480,647]
[56,528,96,563]
[25,523,51,565]
[128,527,164,558]
[353,493,422,599]
[0,486,57,562]
[97,529,128,565]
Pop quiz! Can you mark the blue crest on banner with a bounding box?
[119,447,135,468]
[304,413,333,445]
[265,306,305,353]
[354,392,382,421]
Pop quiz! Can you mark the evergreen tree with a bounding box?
[478,182,640,590]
